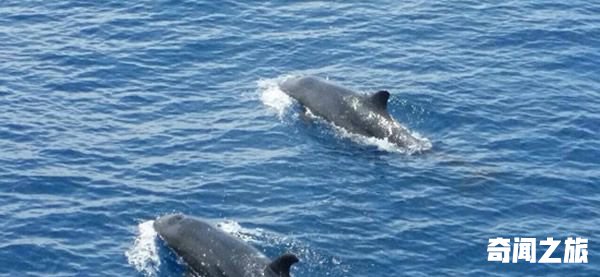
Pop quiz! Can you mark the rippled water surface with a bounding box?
[1,1,599,276]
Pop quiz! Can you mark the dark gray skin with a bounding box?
[279,76,420,147]
[154,214,298,277]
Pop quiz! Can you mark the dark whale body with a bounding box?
[154,214,298,277]
[279,76,421,147]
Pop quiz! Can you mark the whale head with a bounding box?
[153,213,188,246]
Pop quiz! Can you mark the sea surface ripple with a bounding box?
[0,1,599,276]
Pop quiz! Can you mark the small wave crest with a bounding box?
[125,220,160,277]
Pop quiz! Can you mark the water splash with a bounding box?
[258,75,295,118]
[217,219,264,244]
[330,120,431,154]
[125,220,160,277]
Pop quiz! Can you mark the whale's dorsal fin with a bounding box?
[370,90,390,111]
[268,253,299,277]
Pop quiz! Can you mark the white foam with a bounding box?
[258,76,295,119]
[217,219,263,244]
[333,123,430,154]
[125,220,160,277]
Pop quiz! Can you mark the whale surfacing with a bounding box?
[154,214,298,277]
[279,75,425,149]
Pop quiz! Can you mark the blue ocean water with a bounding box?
[1,0,599,276]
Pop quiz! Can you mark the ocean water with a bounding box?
[1,0,599,276]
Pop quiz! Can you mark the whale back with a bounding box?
[280,76,354,114]
[278,76,422,147]
[154,214,298,277]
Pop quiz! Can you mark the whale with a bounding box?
[154,214,298,277]
[279,75,423,148]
